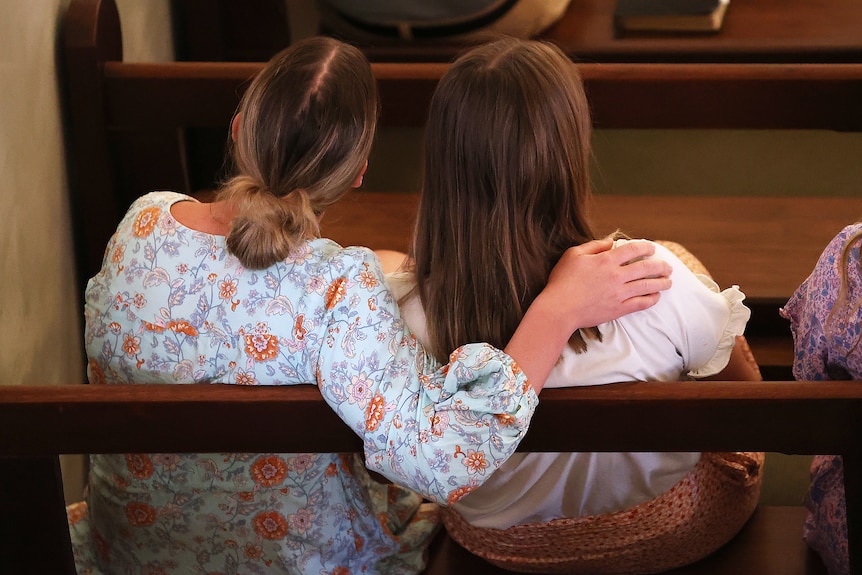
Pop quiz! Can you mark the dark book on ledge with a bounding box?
[615,0,730,33]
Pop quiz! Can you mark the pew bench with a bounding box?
[63,0,862,381]
[172,0,862,64]
[2,380,859,574]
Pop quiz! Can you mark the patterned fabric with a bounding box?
[781,223,862,575]
[441,452,764,574]
[69,191,538,575]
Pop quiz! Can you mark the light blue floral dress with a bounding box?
[68,192,538,575]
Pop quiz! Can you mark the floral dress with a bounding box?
[781,223,862,575]
[68,192,538,575]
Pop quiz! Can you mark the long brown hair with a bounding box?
[219,37,378,269]
[412,38,600,361]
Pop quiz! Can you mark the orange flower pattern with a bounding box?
[252,511,290,540]
[250,455,288,487]
[365,393,387,432]
[244,323,279,362]
[125,502,158,527]
[447,485,477,506]
[325,277,347,309]
[132,206,160,238]
[125,454,154,479]
[72,192,536,575]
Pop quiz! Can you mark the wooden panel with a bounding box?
[357,0,862,64]
[100,62,862,131]
[322,192,862,304]
[172,0,291,62]
[546,0,862,63]
[0,456,75,575]
[2,381,862,456]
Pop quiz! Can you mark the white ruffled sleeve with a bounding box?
[685,274,751,378]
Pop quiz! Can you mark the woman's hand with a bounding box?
[545,238,673,331]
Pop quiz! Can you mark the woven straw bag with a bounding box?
[442,451,764,574]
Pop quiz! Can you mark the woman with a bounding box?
[386,38,762,573]
[66,36,673,575]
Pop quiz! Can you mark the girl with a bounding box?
[782,223,862,575]
[66,37,672,575]
[387,38,762,573]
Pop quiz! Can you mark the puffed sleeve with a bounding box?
[628,241,751,378]
[781,224,862,381]
[314,248,539,506]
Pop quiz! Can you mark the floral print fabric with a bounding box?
[781,223,862,575]
[69,191,537,575]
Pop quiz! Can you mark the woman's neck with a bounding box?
[170,198,238,236]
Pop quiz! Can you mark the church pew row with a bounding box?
[64,0,862,379]
[3,380,861,574]
[52,1,862,572]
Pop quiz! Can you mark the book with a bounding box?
[614,0,730,33]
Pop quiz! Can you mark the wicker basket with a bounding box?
[442,451,764,574]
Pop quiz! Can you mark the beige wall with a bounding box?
[1,0,85,503]
[0,0,172,504]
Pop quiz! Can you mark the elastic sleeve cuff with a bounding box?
[688,276,751,378]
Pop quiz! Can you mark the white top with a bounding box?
[387,239,750,528]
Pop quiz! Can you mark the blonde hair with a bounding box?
[412,38,601,361]
[219,37,378,269]
[826,227,862,353]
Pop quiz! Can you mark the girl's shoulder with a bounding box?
[802,222,862,288]
[827,223,862,259]
[611,238,693,278]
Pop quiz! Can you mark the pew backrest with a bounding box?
[2,380,862,574]
[63,0,862,294]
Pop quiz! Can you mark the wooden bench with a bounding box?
[63,0,862,379]
[3,380,860,574]
[171,0,862,64]
[55,3,862,571]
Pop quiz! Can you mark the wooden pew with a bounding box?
[3,380,861,574]
[172,0,862,64]
[54,4,862,570]
[63,0,862,379]
[63,0,862,288]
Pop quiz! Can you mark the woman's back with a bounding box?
[74,192,439,573]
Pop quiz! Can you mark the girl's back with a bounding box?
[393,240,749,527]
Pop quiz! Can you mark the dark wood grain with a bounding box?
[546,0,862,64]
[0,381,857,574]
[322,191,862,305]
[2,381,862,455]
[357,0,862,65]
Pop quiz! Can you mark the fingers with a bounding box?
[620,256,673,284]
[570,237,614,256]
[606,239,656,265]
[622,276,673,301]
[619,293,662,314]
